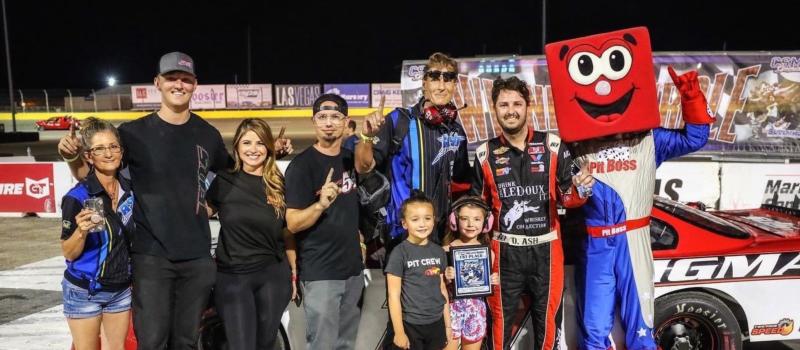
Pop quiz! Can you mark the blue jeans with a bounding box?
[302,274,364,350]
[62,279,131,319]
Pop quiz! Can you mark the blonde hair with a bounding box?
[425,52,458,74]
[79,117,120,150]
[231,119,285,218]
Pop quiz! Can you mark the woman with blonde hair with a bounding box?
[205,118,296,349]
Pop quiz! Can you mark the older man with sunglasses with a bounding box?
[356,52,472,248]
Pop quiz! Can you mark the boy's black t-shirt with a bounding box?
[119,112,231,261]
[384,239,447,325]
[206,170,286,274]
[284,146,363,281]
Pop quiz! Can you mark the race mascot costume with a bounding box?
[544,27,714,349]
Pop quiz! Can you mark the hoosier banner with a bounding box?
[131,84,227,110]
[401,53,800,158]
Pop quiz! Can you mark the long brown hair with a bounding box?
[231,118,285,218]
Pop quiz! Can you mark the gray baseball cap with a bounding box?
[158,51,195,76]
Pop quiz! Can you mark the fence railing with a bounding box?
[0,88,134,113]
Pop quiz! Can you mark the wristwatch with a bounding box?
[359,132,379,144]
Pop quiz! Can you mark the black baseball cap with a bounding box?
[312,94,348,116]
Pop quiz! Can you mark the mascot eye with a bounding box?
[578,55,593,75]
[600,46,632,80]
[568,52,602,85]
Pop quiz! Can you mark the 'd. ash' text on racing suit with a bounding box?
[573,120,711,349]
[471,129,586,350]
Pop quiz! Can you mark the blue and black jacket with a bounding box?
[373,99,472,241]
[61,172,134,294]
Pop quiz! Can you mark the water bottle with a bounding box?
[571,160,593,199]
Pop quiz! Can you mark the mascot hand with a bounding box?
[668,66,703,101]
[668,66,714,124]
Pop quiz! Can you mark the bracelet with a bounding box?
[359,132,379,144]
[60,151,81,163]
[291,273,298,282]
[360,242,367,250]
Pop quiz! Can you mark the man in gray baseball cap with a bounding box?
[61,51,223,349]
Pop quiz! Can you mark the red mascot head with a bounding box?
[545,27,660,142]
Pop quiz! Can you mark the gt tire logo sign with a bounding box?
[25,178,50,199]
[0,164,56,213]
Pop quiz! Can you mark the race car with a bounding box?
[35,115,79,130]
[526,196,800,350]
[650,197,800,350]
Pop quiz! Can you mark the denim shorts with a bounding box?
[62,279,131,319]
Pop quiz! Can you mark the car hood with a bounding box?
[713,208,800,239]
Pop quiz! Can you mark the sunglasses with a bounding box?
[424,70,458,83]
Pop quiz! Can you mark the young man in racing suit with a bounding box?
[471,76,594,350]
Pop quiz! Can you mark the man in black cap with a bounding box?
[58,52,291,349]
[285,94,365,350]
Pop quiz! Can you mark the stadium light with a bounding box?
[107,76,117,87]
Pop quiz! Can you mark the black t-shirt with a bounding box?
[284,146,363,281]
[119,112,231,260]
[206,170,286,274]
[384,240,447,325]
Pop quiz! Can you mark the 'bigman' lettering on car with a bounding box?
[654,252,800,283]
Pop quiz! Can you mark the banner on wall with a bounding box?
[0,163,56,213]
[654,162,721,208]
[719,163,799,210]
[401,52,800,159]
[274,84,322,108]
[371,83,403,108]
[323,84,371,108]
[131,85,161,109]
[191,85,226,109]
[226,84,273,108]
[131,84,227,109]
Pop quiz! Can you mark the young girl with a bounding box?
[385,191,452,349]
[442,196,499,350]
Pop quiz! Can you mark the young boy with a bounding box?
[385,191,452,349]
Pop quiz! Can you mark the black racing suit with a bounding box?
[471,129,585,350]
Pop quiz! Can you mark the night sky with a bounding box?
[1,0,797,89]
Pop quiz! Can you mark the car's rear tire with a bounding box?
[198,313,290,350]
[655,291,742,350]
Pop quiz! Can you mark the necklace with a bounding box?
[106,181,119,211]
